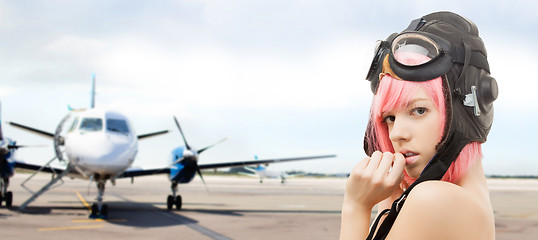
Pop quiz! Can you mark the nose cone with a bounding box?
[65,131,137,175]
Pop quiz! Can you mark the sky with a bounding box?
[1,0,537,176]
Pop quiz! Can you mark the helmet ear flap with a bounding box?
[478,71,498,107]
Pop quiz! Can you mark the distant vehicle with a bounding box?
[239,156,304,184]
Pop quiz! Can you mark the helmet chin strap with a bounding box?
[366,130,471,240]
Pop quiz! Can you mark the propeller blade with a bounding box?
[196,166,210,193]
[173,116,191,150]
[169,156,185,167]
[8,144,48,149]
[197,137,229,154]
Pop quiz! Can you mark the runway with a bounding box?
[0,174,537,239]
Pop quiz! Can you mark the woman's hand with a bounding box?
[343,151,406,210]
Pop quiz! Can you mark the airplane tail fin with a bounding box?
[90,73,96,109]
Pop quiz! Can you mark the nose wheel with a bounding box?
[89,179,108,219]
[90,203,108,219]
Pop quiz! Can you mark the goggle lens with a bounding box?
[392,33,440,66]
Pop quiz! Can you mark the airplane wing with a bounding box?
[118,154,336,178]
[137,130,169,140]
[198,154,337,169]
[9,122,55,139]
[119,167,170,178]
[14,161,66,174]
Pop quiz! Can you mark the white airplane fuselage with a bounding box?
[64,108,138,178]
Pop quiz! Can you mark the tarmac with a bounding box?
[0,173,536,240]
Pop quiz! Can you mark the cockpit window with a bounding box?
[79,118,103,131]
[106,118,130,134]
[68,117,80,132]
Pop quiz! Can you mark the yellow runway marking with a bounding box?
[72,190,127,222]
[38,225,104,231]
[74,190,91,211]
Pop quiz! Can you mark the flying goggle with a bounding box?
[366,31,490,93]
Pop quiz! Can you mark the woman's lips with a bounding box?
[402,151,419,165]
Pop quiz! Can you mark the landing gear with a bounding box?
[89,180,108,219]
[4,191,12,208]
[174,195,182,210]
[0,177,12,208]
[167,195,173,210]
[167,182,182,210]
[90,203,108,218]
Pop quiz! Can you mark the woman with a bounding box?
[340,12,498,240]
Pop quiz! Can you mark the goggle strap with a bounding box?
[452,45,490,73]
[454,41,473,91]
[405,18,427,31]
[380,54,403,80]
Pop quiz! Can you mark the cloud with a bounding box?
[0,86,17,97]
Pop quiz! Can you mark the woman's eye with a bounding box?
[412,107,427,116]
[383,115,396,123]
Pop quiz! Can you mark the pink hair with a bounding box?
[365,53,482,183]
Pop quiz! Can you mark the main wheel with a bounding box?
[90,203,99,218]
[5,192,12,208]
[167,195,174,210]
[100,204,108,218]
[174,195,182,210]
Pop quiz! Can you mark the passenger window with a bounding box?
[106,118,130,134]
[79,118,103,131]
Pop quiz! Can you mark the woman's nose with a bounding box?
[389,117,411,143]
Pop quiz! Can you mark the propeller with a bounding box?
[53,113,72,162]
[173,116,205,189]
[172,116,228,192]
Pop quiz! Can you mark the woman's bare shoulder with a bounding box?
[385,181,494,240]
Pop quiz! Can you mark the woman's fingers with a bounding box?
[345,151,406,208]
[386,152,405,183]
[377,152,395,174]
[364,151,383,173]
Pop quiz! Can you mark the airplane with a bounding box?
[120,116,337,210]
[240,163,300,184]
[8,75,337,217]
[8,74,169,218]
